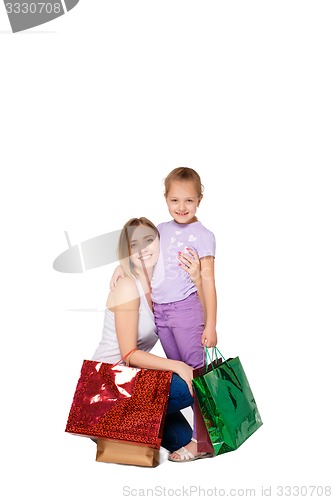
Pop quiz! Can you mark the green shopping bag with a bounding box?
[193,347,263,455]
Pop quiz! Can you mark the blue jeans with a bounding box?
[161,373,194,452]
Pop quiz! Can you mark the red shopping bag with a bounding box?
[65,354,172,449]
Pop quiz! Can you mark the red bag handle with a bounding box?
[111,348,138,368]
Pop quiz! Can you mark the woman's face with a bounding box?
[129,225,160,271]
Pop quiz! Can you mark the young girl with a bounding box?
[154,167,217,362]
[111,167,218,461]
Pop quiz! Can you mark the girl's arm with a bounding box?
[200,256,218,347]
[109,263,126,291]
[110,278,194,395]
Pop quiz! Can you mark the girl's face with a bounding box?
[129,225,160,271]
[165,180,202,224]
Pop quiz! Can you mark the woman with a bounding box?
[92,217,212,460]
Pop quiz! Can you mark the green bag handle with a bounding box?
[205,347,242,389]
[205,346,226,372]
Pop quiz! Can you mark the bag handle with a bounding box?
[111,348,138,368]
[205,347,239,386]
[205,346,226,372]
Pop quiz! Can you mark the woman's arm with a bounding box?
[200,256,217,347]
[128,350,193,396]
[178,248,206,320]
[110,278,194,395]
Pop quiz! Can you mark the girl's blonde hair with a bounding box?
[164,167,204,198]
[117,217,159,278]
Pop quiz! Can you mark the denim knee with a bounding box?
[167,374,194,414]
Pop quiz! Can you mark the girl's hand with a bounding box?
[201,326,218,348]
[178,247,201,286]
[110,265,126,290]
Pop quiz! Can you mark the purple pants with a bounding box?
[153,292,205,369]
[153,292,205,441]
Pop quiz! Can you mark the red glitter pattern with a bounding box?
[65,360,172,448]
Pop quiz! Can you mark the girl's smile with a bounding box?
[165,180,202,224]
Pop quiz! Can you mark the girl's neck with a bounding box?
[173,216,199,225]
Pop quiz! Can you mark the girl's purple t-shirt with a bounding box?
[151,220,216,304]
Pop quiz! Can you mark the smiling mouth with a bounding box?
[176,212,189,216]
[139,254,153,261]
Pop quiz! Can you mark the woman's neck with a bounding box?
[135,266,153,293]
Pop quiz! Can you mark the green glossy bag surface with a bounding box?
[193,348,263,455]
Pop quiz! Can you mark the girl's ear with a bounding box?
[197,194,203,207]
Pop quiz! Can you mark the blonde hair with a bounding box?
[117,217,159,278]
[164,167,204,198]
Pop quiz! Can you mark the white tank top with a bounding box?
[91,279,158,364]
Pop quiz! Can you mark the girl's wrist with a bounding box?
[204,322,216,329]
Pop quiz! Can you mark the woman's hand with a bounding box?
[178,247,201,286]
[174,361,194,396]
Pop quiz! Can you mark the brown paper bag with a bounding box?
[96,439,160,467]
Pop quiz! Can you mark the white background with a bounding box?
[1,1,332,499]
